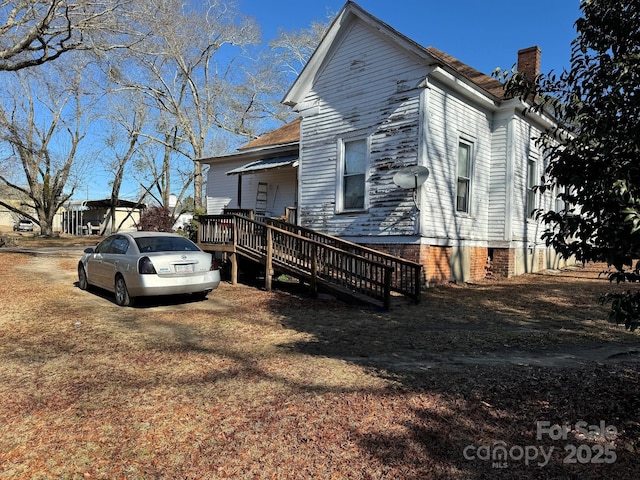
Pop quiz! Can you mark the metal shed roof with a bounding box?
[226,156,299,175]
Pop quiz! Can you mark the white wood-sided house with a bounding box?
[201,1,569,285]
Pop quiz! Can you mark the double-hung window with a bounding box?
[456,141,472,213]
[339,137,367,211]
[527,154,538,218]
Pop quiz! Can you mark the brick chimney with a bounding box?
[517,46,541,82]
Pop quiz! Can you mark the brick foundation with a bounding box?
[490,248,515,278]
[425,245,451,284]
[469,247,489,282]
[359,243,491,286]
[358,242,565,286]
[360,243,453,285]
[360,243,427,287]
[362,243,421,264]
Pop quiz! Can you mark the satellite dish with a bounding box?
[393,165,430,189]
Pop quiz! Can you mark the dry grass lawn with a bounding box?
[1,239,639,479]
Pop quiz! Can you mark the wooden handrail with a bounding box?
[265,218,423,302]
[198,214,396,308]
[238,215,394,307]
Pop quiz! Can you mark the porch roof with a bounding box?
[226,156,299,176]
[64,198,144,211]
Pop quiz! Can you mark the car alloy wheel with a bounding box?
[114,275,133,307]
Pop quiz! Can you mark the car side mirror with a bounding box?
[83,247,95,254]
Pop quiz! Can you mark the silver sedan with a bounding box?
[78,231,221,306]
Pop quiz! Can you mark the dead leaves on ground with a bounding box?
[0,253,639,478]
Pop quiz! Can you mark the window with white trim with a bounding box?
[527,154,538,218]
[456,141,473,213]
[339,137,367,211]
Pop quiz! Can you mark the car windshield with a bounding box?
[135,236,200,253]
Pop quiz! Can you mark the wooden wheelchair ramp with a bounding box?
[198,214,423,309]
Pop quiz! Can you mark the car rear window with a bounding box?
[135,236,200,253]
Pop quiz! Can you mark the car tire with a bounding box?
[78,264,89,290]
[114,275,134,307]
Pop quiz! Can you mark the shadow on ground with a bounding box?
[266,265,640,478]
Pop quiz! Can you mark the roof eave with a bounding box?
[429,66,500,109]
[497,98,560,131]
[198,143,299,165]
[226,158,299,176]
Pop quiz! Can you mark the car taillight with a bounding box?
[139,256,157,274]
[211,258,220,271]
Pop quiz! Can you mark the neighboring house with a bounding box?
[57,199,144,235]
[202,1,569,284]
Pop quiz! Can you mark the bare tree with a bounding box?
[108,0,264,208]
[269,19,329,77]
[0,0,135,71]
[0,58,95,235]
[100,89,189,233]
[133,123,194,214]
[100,85,194,230]
[94,1,332,213]
[233,19,330,133]
[100,90,147,233]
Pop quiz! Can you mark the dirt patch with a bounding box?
[4,248,638,372]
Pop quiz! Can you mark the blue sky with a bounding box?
[241,0,581,76]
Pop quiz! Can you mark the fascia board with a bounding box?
[198,143,299,165]
[429,66,499,109]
